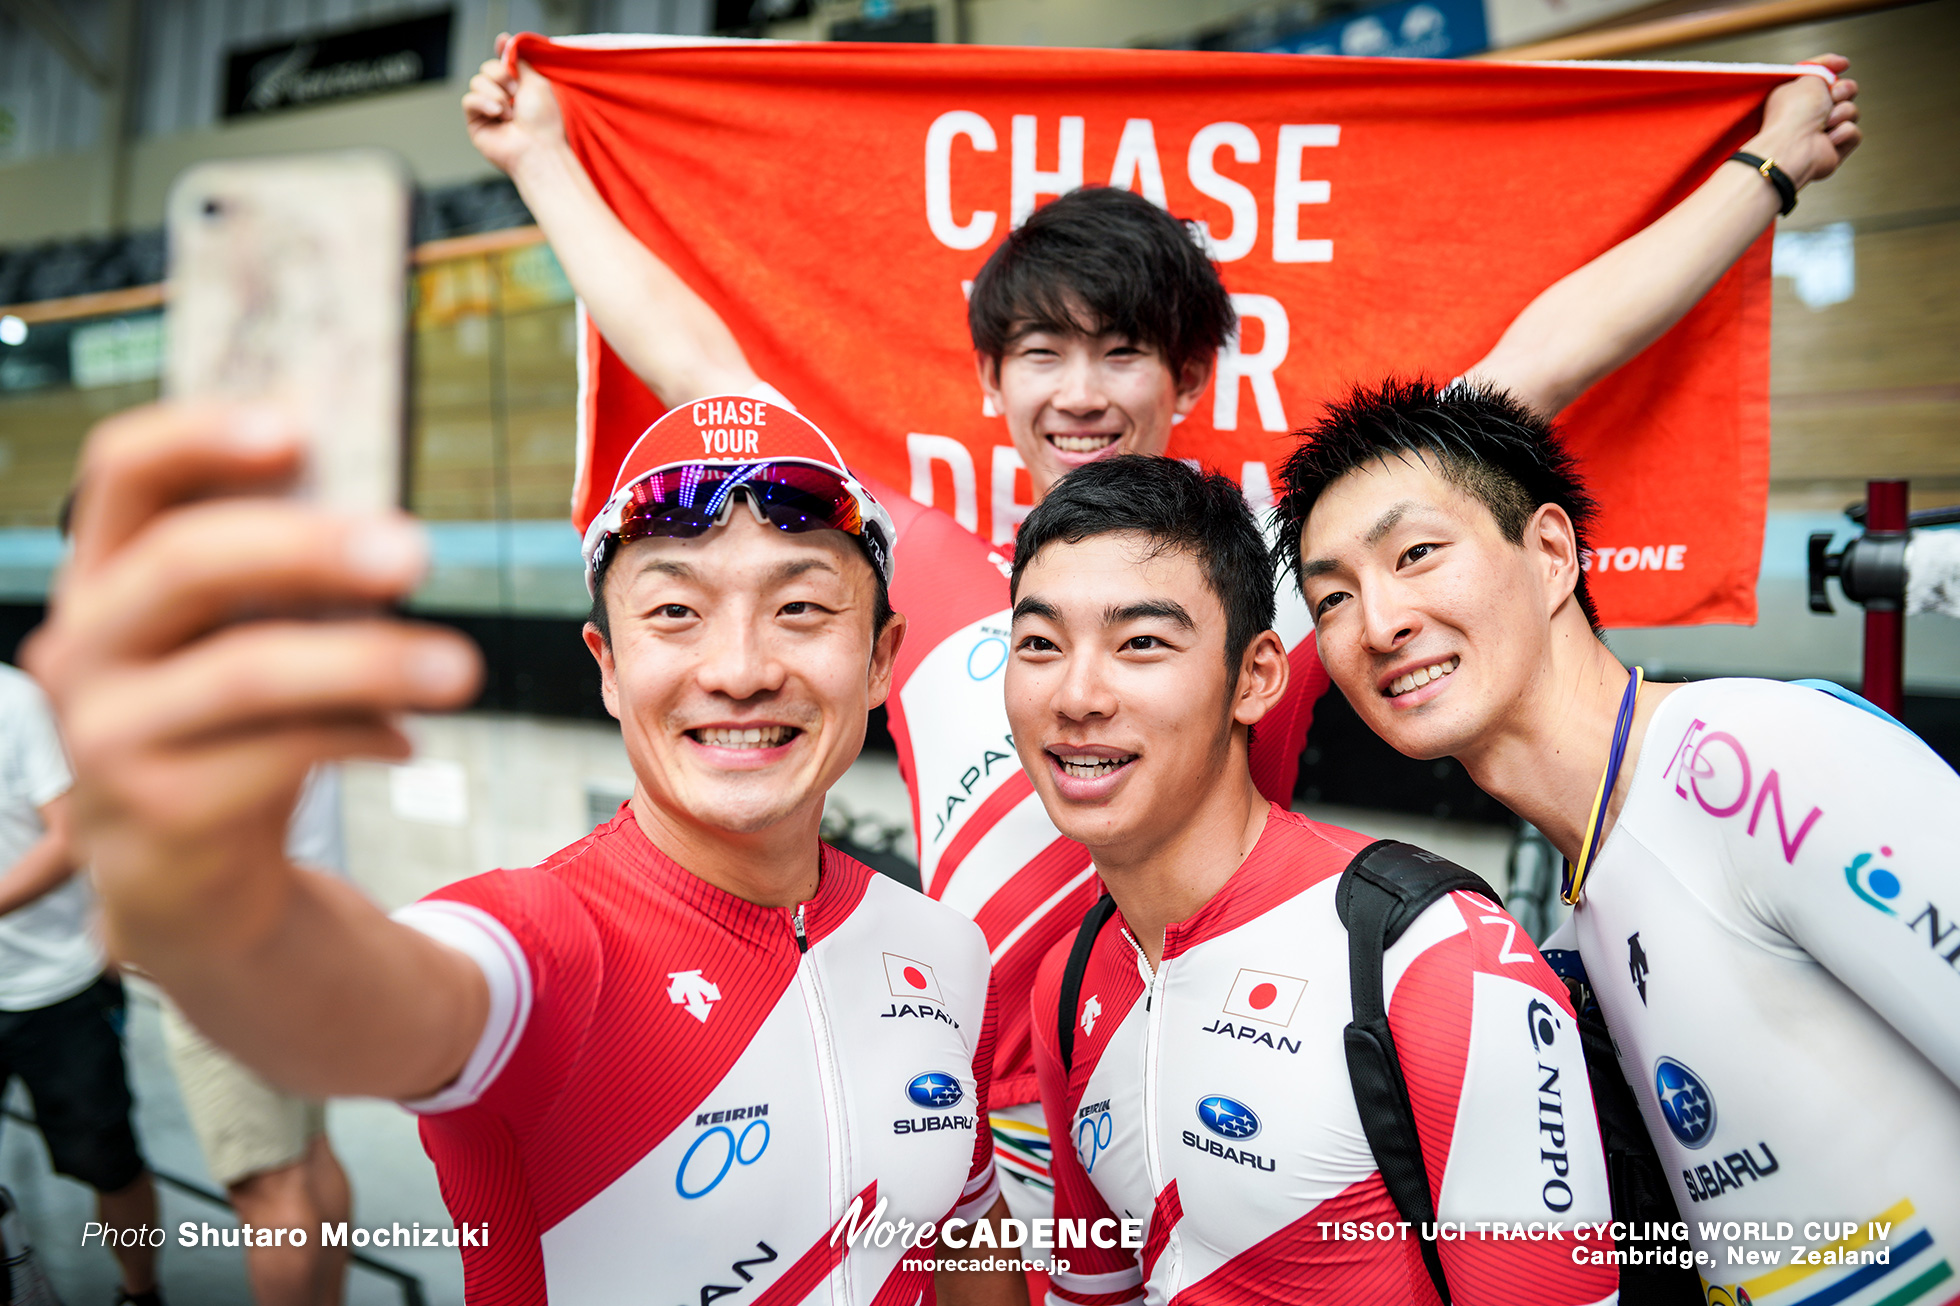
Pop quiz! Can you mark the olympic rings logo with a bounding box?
[676,1119,771,1199]
[1074,1111,1113,1173]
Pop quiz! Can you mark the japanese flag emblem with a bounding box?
[1222,968,1307,1027]
[884,953,945,1004]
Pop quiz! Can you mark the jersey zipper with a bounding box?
[1126,932,1171,1197]
[794,912,851,1302]
[1126,928,1180,1297]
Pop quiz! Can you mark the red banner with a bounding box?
[513,35,1790,627]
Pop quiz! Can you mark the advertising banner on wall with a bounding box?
[514,35,1795,627]
[1263,0,1490,60]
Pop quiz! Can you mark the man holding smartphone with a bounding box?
[26,398,1023,1306]
[461,42,1861,1220]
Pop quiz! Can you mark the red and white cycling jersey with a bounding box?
[393,809,1000,1305]
[1031,806,1618,1306]
[873,484,1329,1110]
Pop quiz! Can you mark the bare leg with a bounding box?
[306,1134,351,1304]
[96,1171,159,1294]
[229,1159,324,1306]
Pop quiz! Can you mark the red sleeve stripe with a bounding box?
[1141,1179,1183,1282]
[749,1180,877,1306]
[954,1168,1002,1222]
[391,900,534,1113]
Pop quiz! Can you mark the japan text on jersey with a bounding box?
[1031,806,1620,1306]
[396,817,1001,1304]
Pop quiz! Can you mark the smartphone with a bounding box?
[165,151,413,514]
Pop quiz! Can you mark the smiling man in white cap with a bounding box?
[28,396,1024,1306]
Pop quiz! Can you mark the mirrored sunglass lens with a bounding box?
[616,463,860,542]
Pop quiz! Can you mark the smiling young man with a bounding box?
[1276,380,1960,1303]
[1006,456,1617,1306]
[462,47,1860,1222]
[27,397,1022,1306]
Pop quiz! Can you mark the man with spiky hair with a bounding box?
[1274,378,1960,1298]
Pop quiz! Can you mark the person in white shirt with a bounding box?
[157,765,352,1306]
[0,661,163,1306]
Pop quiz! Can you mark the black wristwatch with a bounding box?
[1731,151,1797,217]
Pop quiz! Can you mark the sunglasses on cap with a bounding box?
[586,459,892,587]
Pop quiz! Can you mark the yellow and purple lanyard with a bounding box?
[1560,665,1644,907]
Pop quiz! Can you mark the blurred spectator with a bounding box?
[158,766,352,1306]
[0,661,164,1306]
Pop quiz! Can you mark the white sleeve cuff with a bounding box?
[1048,1265,1145,1306]
[393,901,533,1114]
[954,1161,1002,1223]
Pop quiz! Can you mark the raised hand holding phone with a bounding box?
[21,156,488,1101]
[166,150,411,514]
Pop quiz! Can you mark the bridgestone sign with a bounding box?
[223,10,452,119]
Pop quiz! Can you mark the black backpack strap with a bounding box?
[1057,894,1119,1073]
[1541,949,1702,1305]
[1337,840,1501,1306]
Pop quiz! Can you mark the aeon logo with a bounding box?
[1661,720,1824,864]
[1846,847,1903,914]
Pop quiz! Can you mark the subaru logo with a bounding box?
[906,1072,964,1109]
[1654,1057,1717,1149]
[1196,1095,1260,1140]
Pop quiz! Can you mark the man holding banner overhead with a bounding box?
[462,32,1859,1220]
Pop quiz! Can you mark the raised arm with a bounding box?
[463,35,760,405]
[1467,56,1862,417]
[22,404,489,1100]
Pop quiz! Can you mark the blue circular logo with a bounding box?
[1845,848,1902,916]
[675,1119,770,1199]
[967,636,1008,681]
[1075,1111,1114,1173]
[1653,1057,1717,1149]
[1196,1095,1260,1141]
[906,1072,964,1109]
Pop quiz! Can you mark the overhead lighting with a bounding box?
[0,316,26,347]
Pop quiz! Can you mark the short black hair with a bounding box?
[1273,378,1601,631]
[587,531,894,647]
[1010,455,1275,679]
[967,187,1236,382]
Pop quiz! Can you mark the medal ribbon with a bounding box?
[1560,665,1644,906]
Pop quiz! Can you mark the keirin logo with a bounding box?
[676,1118,769,1199]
